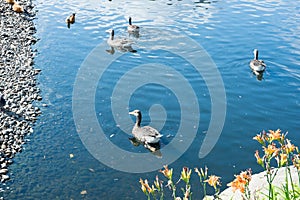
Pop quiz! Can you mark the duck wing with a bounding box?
[109,38,133,47]
[141,126,162,137]
[107,38,136,52]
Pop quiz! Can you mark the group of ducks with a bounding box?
[128,51,266,152]
[105,17,140,53]
[64,12,265,152]
[129,49,267,151]
[127,52,266,152]
[3,0,267,153]
[65,13,139,53]
[68,12,268,75]
[66,13,266,148]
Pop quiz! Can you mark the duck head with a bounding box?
[106,29,115,39]
[129,109,141,117]
[129,109,142,126]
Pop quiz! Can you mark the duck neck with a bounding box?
[254,50,258,60]
[135,114,141,127]
[129,17,132,25]
[110,30,114,40]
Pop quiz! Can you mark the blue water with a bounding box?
[3,0,300,199]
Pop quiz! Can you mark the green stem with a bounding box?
[171,182,176,200]
[266,168,278,200]
[298,170,300,186]
[267,174,272,199]
[147,193,151,200]
[160,184,164,200]
[287,166,296,199]
[285,166,290,199]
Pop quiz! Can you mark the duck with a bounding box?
[12,2,24,13]
[65,13,75,28]
[6,0,15,5]
[106,29,137,53]
[66,13,75,24]
[249,49,266,72]
[127,17,140,32]
[129,110,163,144]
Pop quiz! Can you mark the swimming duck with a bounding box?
[12,2,24,13]
[66,13,75,24]
[106,29,137,52]
[127,17,139,32]
[129,110,163,144]
[249,49,266,72]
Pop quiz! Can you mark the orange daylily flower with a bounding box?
[253,133,265,145]
[283,139,296,154]
[204,175,221,189]
[154,175,161,191]
[181,167,192,183]
[227,170,251,194]
[263,143,279,157]
[195,166,208,178]
[268,129,284,142]
[159,165,173,180]
[139,178,151,194]
[276,153,288,167]
[254,150,264,167]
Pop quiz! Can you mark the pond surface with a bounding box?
[3,0,300,199]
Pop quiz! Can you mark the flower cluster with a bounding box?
[139,165,222,200]
[227,169,252,194]
[253,129,298,168]
[139,175,164,200]
[138,129,299,200]
[253,129,300,199]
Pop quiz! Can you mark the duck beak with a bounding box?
[129,111,134,115]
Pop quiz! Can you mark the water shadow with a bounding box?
[128,137,162,158]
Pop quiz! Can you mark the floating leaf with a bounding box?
[80,190,87,195]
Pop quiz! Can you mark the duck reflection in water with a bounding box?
[105,46,115,55]
[128,31,140,39]
[129,137,162,158]
[252,70,264,81]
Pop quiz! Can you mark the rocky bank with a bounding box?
[0,0,41,190]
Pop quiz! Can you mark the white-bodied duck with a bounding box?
[129,110,163,144]
[127,17,139,32]
[249,49,266,72]
[106,29,136,52]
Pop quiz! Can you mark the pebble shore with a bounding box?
[0,0,41,189]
